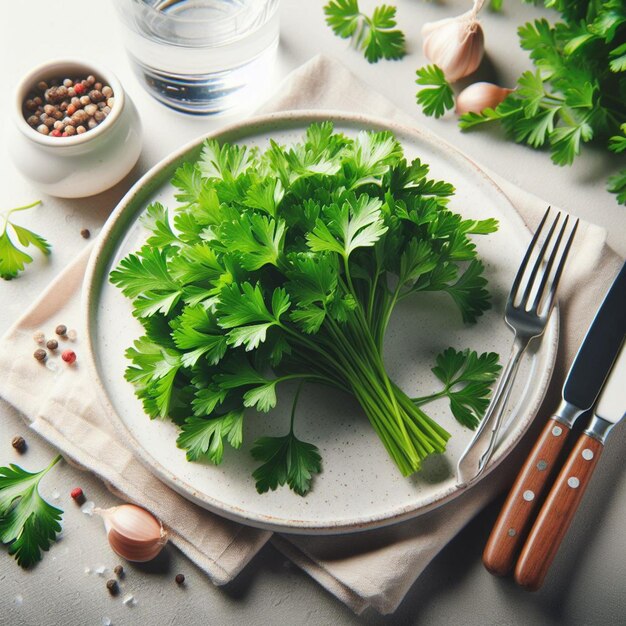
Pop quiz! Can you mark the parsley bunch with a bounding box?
[111,123,500,495]
[324,0,406,63]
[0,455,63,568]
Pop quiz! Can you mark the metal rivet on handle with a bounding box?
[582,449,594,461]
[523,490,535,501]
[537,460,548,471]
[508,528,516,537]
[567,477,580,489]
[552,426,563,437]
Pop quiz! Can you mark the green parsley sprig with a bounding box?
[0,200,50,280]
[111,122,501,495]
[324,0,406,63]
[0,455,63,568]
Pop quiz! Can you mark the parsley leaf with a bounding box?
[415,66,455,118]
[0,201,50,280]
[414,348,501,429]
[177,411,243,463]
[324,0,406,63]
[0,455,63,568]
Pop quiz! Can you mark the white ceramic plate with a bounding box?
[83,111,557,534]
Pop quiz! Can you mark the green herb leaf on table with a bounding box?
[111,122,500,495]
[415,65,455,118]
[0,455,63,568]
[414,348,501,429]
[324,0,406,63]
[0,201,50,280]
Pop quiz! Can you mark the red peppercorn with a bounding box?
[62,349,76,364]
[74,83,86,95]
[70,487,84,501]
[50,129,62,137]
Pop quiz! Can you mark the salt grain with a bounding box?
[51,489,60,500]
[45,360,58,372]
[81,500,95,516]
[122,594,136,606]
[67,329,78,341]
[14,594,23,606]
[84,566,92,575]
[95,565,107,576]
[102,618,112,626]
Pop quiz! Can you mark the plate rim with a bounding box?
[82,109,558,534]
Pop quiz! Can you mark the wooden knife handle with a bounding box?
[482,417,571,576]
[514,434,603,591]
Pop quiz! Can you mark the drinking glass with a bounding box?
[113,0,280,115]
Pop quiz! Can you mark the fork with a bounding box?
[456,207,579,488]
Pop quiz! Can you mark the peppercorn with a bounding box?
[65,125,76,136]
[94,82,103,91]
[43,104,55,115]
[71,110,88,125]
[74,83,86,95]
[43,117,55,128]
[53,120,64,130]
[27,115,39,126]
[77,125,87,134]
[106,579,119,596]
[175,574,185,585]
[56,324,67,336]
[63,78,73,88]
[67,104,76,116]
[25,99,37,111]
[88,118,97,130]
[70,487,85,503]
[106,97,115,109]
[87,75,96,85]
[50,129,62,137]
[11,435,27,453]
[80,228,91,239]
[113,565,124,578]
[37,80,48,91]
[102,85,113,98]
[37,124,49,135]
[94,111,105,123]
[33,348,47,361]
[80,95,91,106]
[62,349,76,364]
[84,103,97,117]
[46,339,58,351]
[33,330,46,344]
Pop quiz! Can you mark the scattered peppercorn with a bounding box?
[11,435,27,453]
[55,324,67,336]
[34,348,47,362]
[33,330,46,344]
[80,228,91,239]
[23,74,114,137]
[46,339,58,351]
[113,565,124,578]
[106,579,119,596]
[62,349,77,364]
[70,487,85,504]
[175,574,185,585]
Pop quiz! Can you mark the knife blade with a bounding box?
[483,261,626,577]
[515,341,626,590]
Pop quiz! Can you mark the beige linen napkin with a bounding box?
[0,55,621,615]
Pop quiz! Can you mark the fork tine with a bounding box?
[509,207,551,301]
[529,214,569,313]
[538,218,579,315]
[518,210,562,307]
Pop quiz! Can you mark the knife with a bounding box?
[514,340,626,590]
[482,261,626,576]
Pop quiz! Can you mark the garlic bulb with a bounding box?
[96,504,168,562]
[422,0,486,82]
[456,82,513,114]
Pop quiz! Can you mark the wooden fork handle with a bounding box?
[514,434,603,591]
[482,417,571,576]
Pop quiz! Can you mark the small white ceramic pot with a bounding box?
[8,59,142,198]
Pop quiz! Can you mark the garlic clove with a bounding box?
[455,82,513,114]
[96,504,168,563]
[423,18,485,83]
